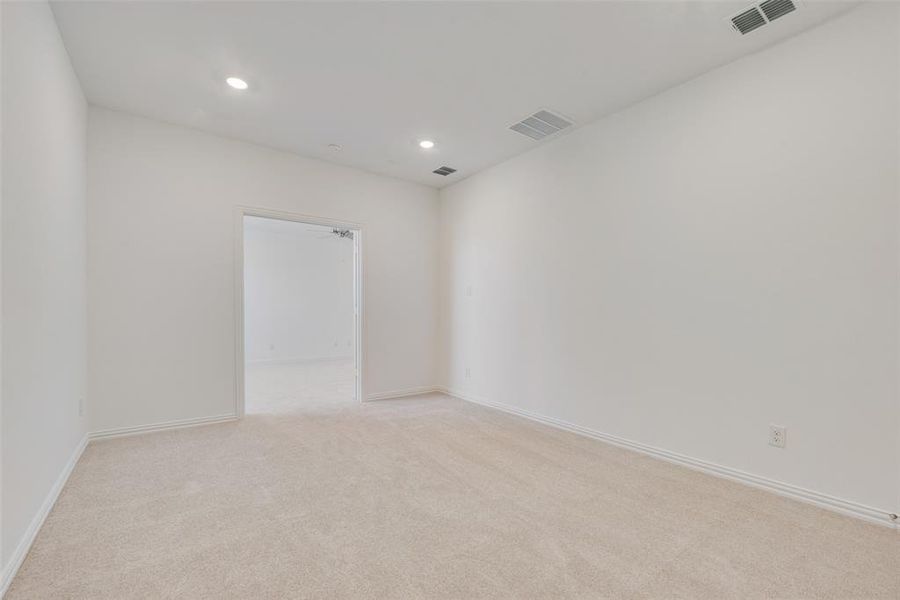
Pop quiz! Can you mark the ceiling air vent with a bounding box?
[509,109,573,141]
[731,6,766,34]
[759,0,796,22]
[433,166,457,176]
[731,0,797,35]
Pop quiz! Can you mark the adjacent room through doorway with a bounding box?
[242,214,360,414]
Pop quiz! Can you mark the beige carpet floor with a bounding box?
[7,371,900,598]
[245,359,357,414]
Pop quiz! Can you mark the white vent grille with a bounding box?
[731,0,797,35]
[509,109,573,141]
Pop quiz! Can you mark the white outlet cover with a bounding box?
[769,425,786,448]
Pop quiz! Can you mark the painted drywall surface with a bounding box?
[243,218,355,364]
[1,0,88,565]
[440,4,900,512]
[87,107,439,431]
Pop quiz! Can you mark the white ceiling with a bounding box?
[51,1,857,188]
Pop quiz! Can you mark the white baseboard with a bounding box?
[366,386,440,402]
[246,355,353,367]
[89,414,237,440]
[0,433,89,598]
[438,387,899,530]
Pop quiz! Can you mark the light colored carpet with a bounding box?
[7,384,900,598]
[245,359,357,414]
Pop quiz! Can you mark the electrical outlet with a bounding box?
[466,285,473,297]
[78,397,84,417]
[465,367,471,379]
[769,425,786,448]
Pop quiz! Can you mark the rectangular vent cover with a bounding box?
[433,166,457,176]
[731,0,796,35]
[759,0,796,22]
[509,109,573,141]
[731,7,766,34]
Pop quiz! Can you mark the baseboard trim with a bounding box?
[366,386,440,402]
[438,387,899,530]
[89,414,238,441]
[0,433,89,598]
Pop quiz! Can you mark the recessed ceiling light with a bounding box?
[327,144,342,152]
[226,77,248,90]
[419,140,435,149]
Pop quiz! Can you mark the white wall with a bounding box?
[87,107,439,432]
[244,217,355,364]
[1,0,88,573]
[439,3,900,513]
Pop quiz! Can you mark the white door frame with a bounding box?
[233,205,365,417]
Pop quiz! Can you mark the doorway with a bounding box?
[235,208,362,416]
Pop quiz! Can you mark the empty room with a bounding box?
[2,1,899,598]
